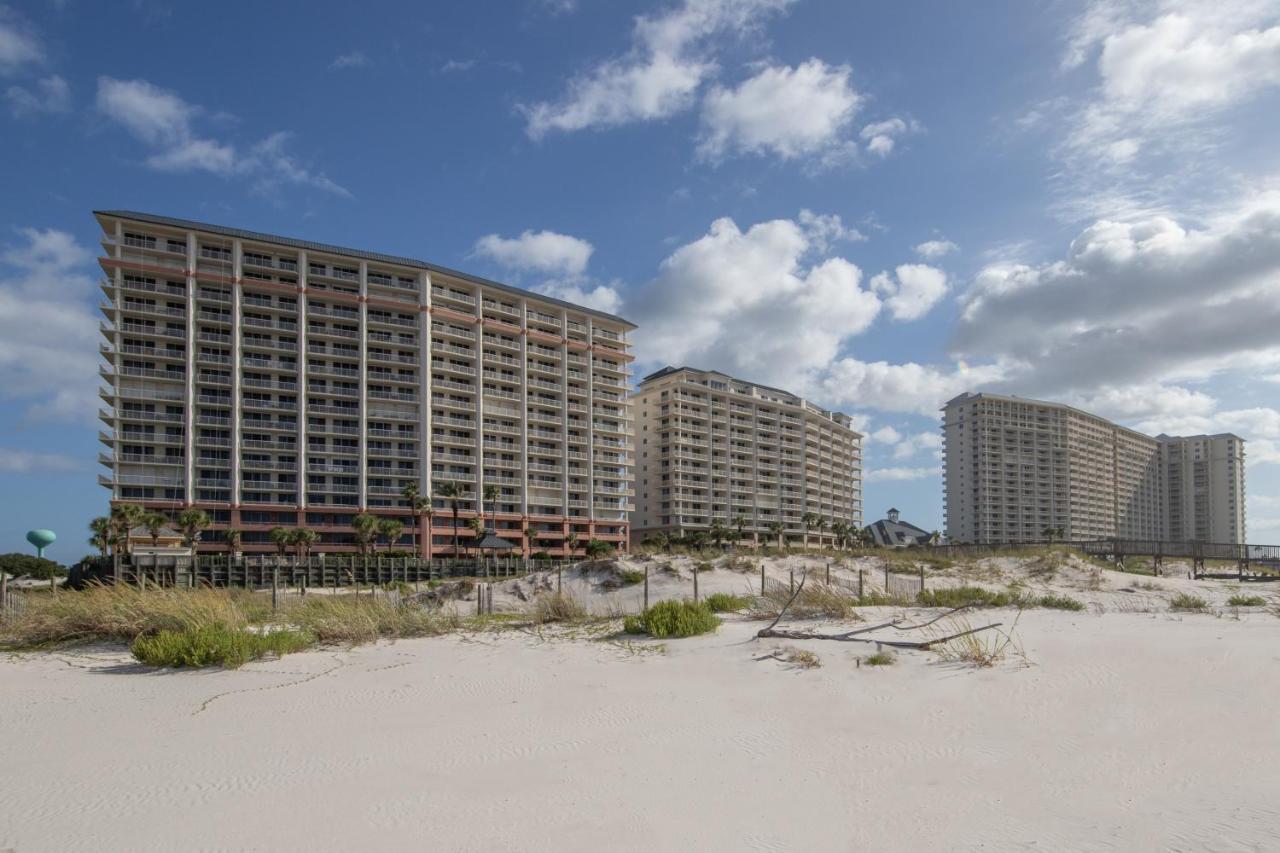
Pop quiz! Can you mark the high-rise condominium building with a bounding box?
[1159,434,1247,544]
[942,392,1246,544]
[632,366,862,546]
[96,211,635,555]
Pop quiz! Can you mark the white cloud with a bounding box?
[95,77,348,196]
[817,357,1011,416]
[956,189,1280,397]
[331,50,370,70]
[626,213,881,387]
[866,426,902,444]
[860,117,919,157]
[535,280,623,315]
[0,228,100,422]
[0,6,42,75]
[521,0,793,138]
[698,59,861,163]
[914,239,958,259]
[870,263,948,321]
[890,431,943,460]
[474,229,594,277]
[441,59,477,74]
[865,465,942,482]
[0,448,78,473]
[797,209,866,251]
[6,74,69,116]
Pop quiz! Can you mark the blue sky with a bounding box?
[2,0,1279,561]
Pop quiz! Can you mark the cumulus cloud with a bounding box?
[817,357,1011,416]
[859,117,919,157]
[956,190,1280,397]
[535,280,623,315]
[331,50,370,70]
[870,264,948,321]
[914,239,958,259]
[95,77,348,196]
[0,448,78,473]
[6,74,69,116]
[473,229,594,277]
[0,6,42,75]
[0,228,100,422]
[626,213,881,386]
[521,0,793,138]
[698,59,861,163]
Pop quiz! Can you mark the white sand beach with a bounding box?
[4,556,1280,851]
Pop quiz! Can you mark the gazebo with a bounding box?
[475,529,518,570]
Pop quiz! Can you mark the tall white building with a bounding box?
[632,366,862,546]
[96,210,635,555]
[943,392,1247,544]
[1159,434,1247,544]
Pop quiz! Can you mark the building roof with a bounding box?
[476,531,518,550]
[636,364,858,432]
[943,391,1157,442]
[865,514,932,548]
[94,209,637,329]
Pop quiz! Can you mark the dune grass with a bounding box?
[1169,593,1209,612]
[751,581,864,620]
[704,592,752,613]
[1035,593,1086,611]
[1227,594,1267,607]
[781,646,821,669]
[917,586,1016,608]
[287,595,462,643]
[131,624,312,668]
[617,568,646,586]
[624,600,720,638]
[862,650,896,666]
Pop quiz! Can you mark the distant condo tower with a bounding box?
[95,211,635,554]
[942,392,1246,544]
[631,366,863,547]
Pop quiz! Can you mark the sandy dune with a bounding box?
[4,559,1280,852]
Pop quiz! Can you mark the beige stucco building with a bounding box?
[632,366,862,546]
[1159,434,1247,544]
[943,392,1245,544]
[96,210,634,555]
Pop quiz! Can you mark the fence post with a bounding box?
[859,569,864,600]
[693,562,699,604]
[789,569,794,595]
[644,563,649,611]
[919,564,925,595]
[883,562,889,593]
[271,565,279,612]
[557,565,562,593]
[761,562,765,595]
[826,561,830,585]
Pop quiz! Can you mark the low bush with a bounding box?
[704,592,752,612]
[917,586,1015,608]
[0,552,65,580]
[1035,593,1085,611]
[1227,594,1267,607]
[863,650,896,666]
[618,568,646,586]
[131,624,311,669]
[624,600,720,638]
[694,561,715,574]
[1169,593,1209,611]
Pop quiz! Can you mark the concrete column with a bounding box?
[230,238,243,509]
[357,261,368,511]
[184,230,197,506]
[518,298,529,520]
[419,271,432,500]
[586,318,595,526]
[473,290,484,519]
[296,250,308,510]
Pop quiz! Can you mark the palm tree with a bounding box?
[832,521,849,551]
[767,521,785,549]
[351,513,379,557]
[142,511,169,550]
[270,526,291,557]
[708,519,729,549]
[224,527,242,556]
[289,527,318,562]
[585,539,613,559]
[466,516,485,556]
[434,480,465,557]
[801,512,817,549]
[175,508,210,552]
[109,503,146,556]
[402,483,433,559]
[378,518,405,553]
[734,514,748,546]
[483,484,498,532]
[565,533,580,558]
[89,516,112,557]
[523,525,536,558]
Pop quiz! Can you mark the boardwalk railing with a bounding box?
[919,539,1279,580]
[71,554,579,590]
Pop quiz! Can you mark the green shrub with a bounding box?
[863,650,896,666]
[131,624,312,668]
[704,592,751,612]
[694,560,714,573]
[618,568,646,586]
[289,595,461,643]
[0,552,66,580]
[625,600,720,638]
[917,586,1014,608]
[1227,594,1266,607]
[1036,593,1085,611]
[1169,593,1208,611]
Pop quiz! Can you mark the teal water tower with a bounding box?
[26,529,56,559]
